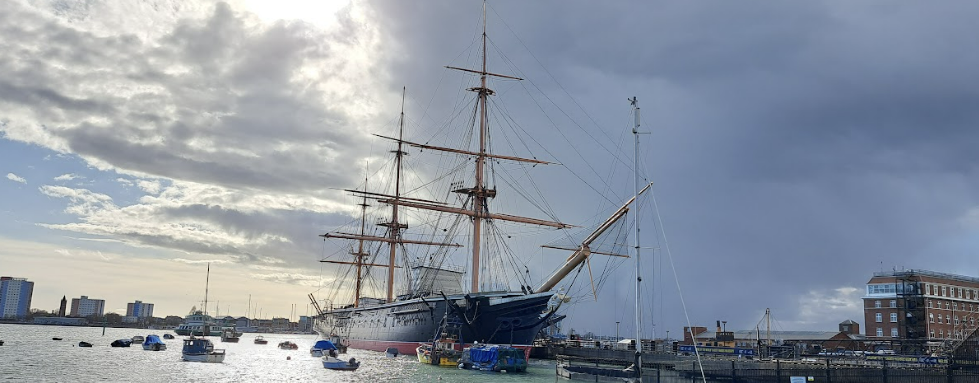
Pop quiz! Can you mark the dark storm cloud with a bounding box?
[364,0,979,333]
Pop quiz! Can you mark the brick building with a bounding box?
[864,269,979,351]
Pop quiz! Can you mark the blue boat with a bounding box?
[182,337,225,363]
[142,334,167,351]
[459,344,527,373]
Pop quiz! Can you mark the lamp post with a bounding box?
[616,321,620,341]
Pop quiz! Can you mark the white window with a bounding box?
[930,313,935,323]
[890,313,898,323]
[875,300,881,308]
[954,303,959,310]
[928,300,932,308]
[890,300,897,308]
[927,284,932,295]
[947,302,951,310]
[943,286,948,296]
[876,328,884,337]
[955,316,960,325]
[939,314,943,322]
[930,329,936,338]
[876,313,883,323]
[891,328,899,338]
[940,329,944,338]
[947,316,951,324]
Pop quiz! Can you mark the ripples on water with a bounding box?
[0,324,558,382]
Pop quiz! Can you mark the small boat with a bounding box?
[254,336,268,345]
[163,334,175,339]
[0,340,4,346]
[278,341,298,350]
[459,344,527,373]
[320,342,359,371]
[310,340,337,357]
[220,328,240,343]
[182,337,225,363]
[131,335,145,343]
[78,341,92,347]
[110,339,132,348]
[52,337,63,341]
[142,334,167,351]
[386,347,399,358]
[416,339,462,367]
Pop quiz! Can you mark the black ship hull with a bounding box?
[314,291,557,355]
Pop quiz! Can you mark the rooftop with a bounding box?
[873,269,979,285]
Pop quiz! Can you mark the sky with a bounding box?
[3,0,979,339]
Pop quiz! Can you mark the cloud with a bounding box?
[0,0,389,195]
[136,180,162,195]
[6,173,26,183]
[53,173,80,181]
[36,181,351,268]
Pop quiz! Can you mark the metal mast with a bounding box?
[630,97,643,380]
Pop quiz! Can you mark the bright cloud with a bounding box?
[53,173,81,181]
[6,172,26,183]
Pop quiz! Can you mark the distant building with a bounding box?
[0,277,34,318]
[58,296,67,317]
[682,326,863,355]
[126,300,154,318]
[34,317,87,326]
[864,269,979,347]
[70,295,105,317]
[298,316,312,332]
[839,319,860,335]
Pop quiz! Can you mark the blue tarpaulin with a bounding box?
[468,345,499,365]
[144,335,165,345]
[313,340,337,350]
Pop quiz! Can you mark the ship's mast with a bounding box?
[471,0,489,293]
[385,87,408,302]
[353,169,370,307]
[631,97,643,380]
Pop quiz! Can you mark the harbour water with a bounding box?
[0,324,560,382]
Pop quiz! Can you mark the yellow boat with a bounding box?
[416,336,462,367]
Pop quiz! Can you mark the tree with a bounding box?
[164,316,184,326]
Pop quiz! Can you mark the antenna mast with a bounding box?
[630,97,643,380]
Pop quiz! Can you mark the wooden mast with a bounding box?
[353,171,369,307]
[471,0,489,294]
[378,87,408,303]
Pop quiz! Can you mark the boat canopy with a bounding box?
[312,340,337,350]
[144,335,165,345]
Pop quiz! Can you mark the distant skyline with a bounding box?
[5,0,979,338]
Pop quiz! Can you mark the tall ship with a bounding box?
[312,2,643,355]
